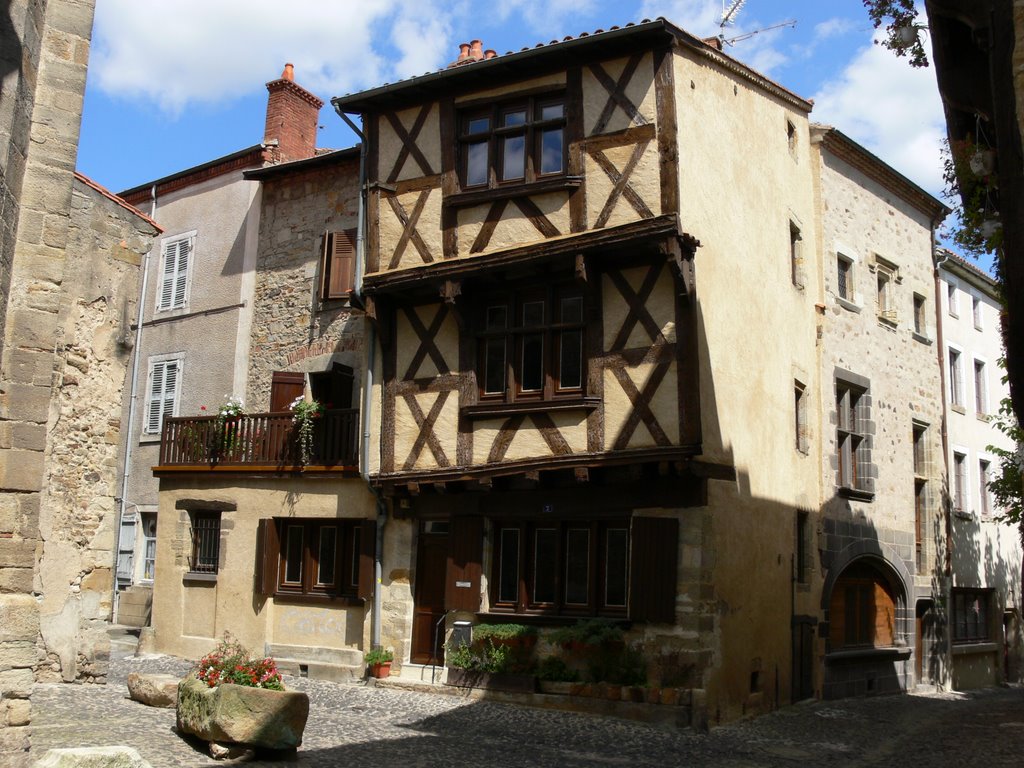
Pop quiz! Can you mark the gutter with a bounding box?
[335,104,387,652]
[933,241,953,688]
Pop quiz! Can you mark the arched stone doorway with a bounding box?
[822,550,913,698]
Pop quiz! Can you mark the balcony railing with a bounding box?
[159,409,359,469]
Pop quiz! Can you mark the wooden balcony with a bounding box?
[156,409,359,473]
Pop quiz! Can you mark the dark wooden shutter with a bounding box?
[629,516,678,623]
[270,371,305,412]
[321,229,356,300]
[255,518,280,596]
[445,516,483,611]
[357,519,376,600]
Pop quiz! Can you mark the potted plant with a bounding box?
[290,396,325,465]
[364,647,394,679]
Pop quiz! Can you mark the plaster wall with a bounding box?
[673,49,821,718]
[152,476,377,663]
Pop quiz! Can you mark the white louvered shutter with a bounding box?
[145,359,180,434]
[158,236,191,310]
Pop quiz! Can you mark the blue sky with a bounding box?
[78,0,944,208]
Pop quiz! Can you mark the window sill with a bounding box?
[836,297,861,313]
[912,331,932,345]
[475,612,630,627]
[976,412,992,423]
[826,645,911,662]
[444,176,583,210]
[271,592,363,607]
[953,509,974,521]
[838,486,874,502]
[183,572,218,584]
[318,295,353,311]
[139,434,162,445]
[950,404,967,415]
[463,397,600,419]
[877,314,898,330]
[952,641,997,655]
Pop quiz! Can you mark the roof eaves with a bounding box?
[243,146,361,181]
[118,144,267,199]
[73,171,163,232]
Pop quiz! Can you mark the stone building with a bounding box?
[1,3,164,764]
[809,126,949,698]
[112,65,325,627]
[938,248,1023,688]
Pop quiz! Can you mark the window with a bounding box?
[786,119,797,156]
[275,518,362,598]
[836,377,872,497]
[972,295,983,329]
[459,94,565,188]
[789,222,803,288]
[947,280,959,317]
[320,229,355,301]
[974,359,987,415]
[913,293,926,336]
[837,254,853,301]
[143,354,182,435]
[491,518,629,617]
[156,231,194,311]
[952,588,991,643]
[948,348,964,407]
[794,380,808,453]
[477,283,584,402]
[953,451,967,512]
[829,562,896,648]
[874,258,899,323]
[189,511,220,574]
[913,423,927,572]
[979,459,992,520]
[142,514,157,582]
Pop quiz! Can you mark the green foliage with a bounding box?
[549,619,623,647]
[364,647,394,665]
[942,139,1002,260]
[445,638,513,674]
[536,655,579,683]
[862,0,928,67]
[471,623,537,642]
[988,392,1024,529]
[194,634,284,691]
[290,397,325,465]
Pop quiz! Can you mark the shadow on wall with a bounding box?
[1,1,20,81]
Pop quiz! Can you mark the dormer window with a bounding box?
[459,94,566,189]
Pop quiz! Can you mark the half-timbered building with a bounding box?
[332,19,822,722]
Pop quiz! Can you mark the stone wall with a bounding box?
[35,177,156,684]
[247,155,363,409]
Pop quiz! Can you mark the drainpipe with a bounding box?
[334,105,387,650]
[934,240,953,687]
[112,184,157,623]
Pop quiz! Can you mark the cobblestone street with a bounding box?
[29,649,1024,768]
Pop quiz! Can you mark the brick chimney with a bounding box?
[263,63,324,163]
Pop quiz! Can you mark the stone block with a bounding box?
[127,673,179,708]
[34,747,152,768]
[0,641,37,669]
[0,382,52,423]
[0,667,34,697]
[0,566,34,594]
[5,698,30,726]
[9,423,45,451]
[10,309,58,350]
[176,676,309,750]
[0,595,38,641]
[0,727,30,756]
[0,539,36,570]
[7,348,51,385]
[0,449,45,491]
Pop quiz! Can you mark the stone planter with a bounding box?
[445,668,537,694]
[176,676,309,751]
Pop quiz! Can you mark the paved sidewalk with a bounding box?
[31,652,1024,767]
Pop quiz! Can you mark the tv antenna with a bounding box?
[718,1,796,47]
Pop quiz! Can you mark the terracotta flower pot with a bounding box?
[370,661,392,679]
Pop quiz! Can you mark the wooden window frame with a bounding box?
[188,511,220,575]
[489,518,630,619]
[952,587,991,643]
[836,379,871,497]
[476,281,586,404]
[458,93,566,190]
[274,518,361,599]
[320,229,356,301]
[829,563,897,650]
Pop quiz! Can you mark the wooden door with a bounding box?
[270,371,305,412]
[411,525,449,664]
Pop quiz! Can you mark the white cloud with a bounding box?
[90,0,456,113]
[813,17,856,41]
[637,0,722,36]
[492,0,601,32]
[812,33,946,195]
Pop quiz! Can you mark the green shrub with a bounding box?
[446,638,514,674]
[472,623,537,642]
[549,619,623,647]
[364,647,394,666]
[537,655,580,682]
